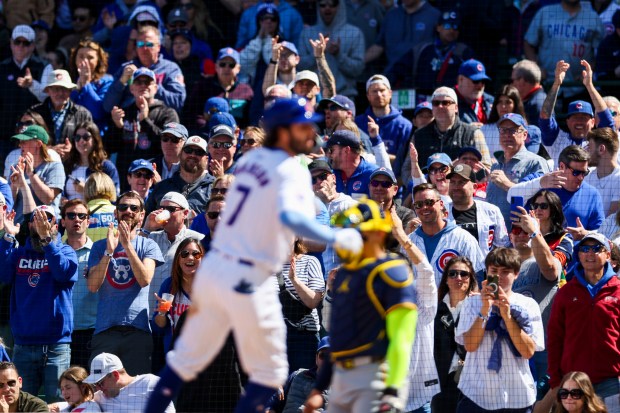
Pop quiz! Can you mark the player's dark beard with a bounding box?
[31,228,59,252]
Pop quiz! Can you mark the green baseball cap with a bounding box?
[12,125,49,145]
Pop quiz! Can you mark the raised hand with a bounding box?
[367,115,379,138]
[271,35,281,61]
[111,106,125,128]
[581,59,593,87]
[117,220,132,248]
[566,216,587,241]
[106,222,119,254]
[554,60,570,86]
[136,96,149,121]
[120,64,137,85]
[540,169,567,189]
[409,143,419,165]
[16,68,33,88]
[309,33,329,58]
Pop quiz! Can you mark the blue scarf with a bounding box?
[484,304,532,372]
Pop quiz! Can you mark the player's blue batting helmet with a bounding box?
[262,98,323,131]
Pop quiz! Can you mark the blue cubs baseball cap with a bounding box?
[423,152,452,171]
[204,97,230,114]
[414,101,433,116]
[262,98,323,131]
[217,47,240,64]
[281,41,298,55]
[458,59,491,82]
[133,67,156,82]
[457,146,482,161]
[208,112,237,130]
[162,122,188,140]
[498,113,527,128]
[324,130,361,150]
[567,100,594,117]
[370,167,397,184]
[128,159,154,174]
[318,95,356,116]
[317,336,330,352]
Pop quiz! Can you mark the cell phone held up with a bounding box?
[510,196,524,235]
[486,274,499,299]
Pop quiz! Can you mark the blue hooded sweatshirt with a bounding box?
[0,236,78,345]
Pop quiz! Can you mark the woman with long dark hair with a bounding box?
[432,256,479,413]
[64,121,119,200]
[482,84,541,159]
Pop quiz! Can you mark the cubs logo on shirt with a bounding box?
[106,252,136,289]
[28,273,40,287]
[488,225,495,249]
[436,249,459,273]
[352,181,362,191]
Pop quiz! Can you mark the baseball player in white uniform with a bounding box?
[145,98,362,413]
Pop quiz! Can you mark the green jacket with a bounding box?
[17,391,48,412]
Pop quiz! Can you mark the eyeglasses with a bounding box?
[206,211,220,219]
[413,198,440,210]
[566,166,590,177]
[72,15,88,21]
[16,120,34,129]
[95,374,110,388]
[132,171,153,179]
[12,39,31,47]
[370,180,393,188]
[183,146,206,156]
[218,62,236,69]
[211,188,228,195]
[579,244,607,254]
[136,41,156,48]
[240,139,256,146]
[161,205,183,213]
[431,100,455,107]
[0,380,18,389]
[498,126,523,135]
[311,172,330,184]
[210,141,234,149]
[530,202,549,210]
[117,203,140,212]
[64,212,88,220]
[180,250,203,259]
[448,269,470,279]
[558,388,584,400]
[161,135,182,144]
[428,166,449,175]
[73,133,92,142]
[133,79,153,86]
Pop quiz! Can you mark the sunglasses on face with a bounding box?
[566,166,590,177]
[370,180,393,188]
[95,374,110,388]
[13,39,31,47]
[72,15,88,22]
[16,120,34,129]
[132,171,153,179]
[210,141,234,149]
[161,135,182,144]
[211,187,227,195]
[311,172,330,184]
[498,127,522,135]
[531,202,549,210]
[240,139,256,146]
[448,269,470,279]
[206,211,220,219]
[73,133,92,142]
[328,104,344,112]
[579,244,607,254]
[431,100,454,107]
[136,40,156,48]
[413,198,440,210]
[117,203,140,212]
[161,205,183,213]
[428,166,449,175]
[180,249,202,259]
[511,225,524,235]
[0,380,18,389]
[260,15,277,22]
[64,212,88,220]
[218,62,236,69]
[442,23,459,30]
[558,388,584,400]
[183,146,206,157]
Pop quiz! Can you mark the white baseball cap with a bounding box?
[160,191,190,210]
[84,353,124,384]
[291,70,319,88]
[12,25,35,42]
[44,69,77,91]
[431,86,458,104]
[365,74,391,92]
[183,135,208,152]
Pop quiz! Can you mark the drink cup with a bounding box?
[155,209,171,224]
[158,293,174,312]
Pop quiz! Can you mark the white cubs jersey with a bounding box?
[212,148,315,274]
[447,200,510,255]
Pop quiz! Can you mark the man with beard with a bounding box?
[291,70,322,108]
[87,191,164,376]
[0,205,78,402]
[584,127,620,215]
[456,59,494,126]
[145,136,215,216]
[146,98,362,413]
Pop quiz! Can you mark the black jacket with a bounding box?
[145,170,215,216]
[30,98,92,145]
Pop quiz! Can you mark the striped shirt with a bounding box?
[274,254,325,332]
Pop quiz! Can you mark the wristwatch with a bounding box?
[269,59,278,65]
[3,233,15,243]
[40,236,52,246]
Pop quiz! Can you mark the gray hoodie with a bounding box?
[298,3,365,98]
